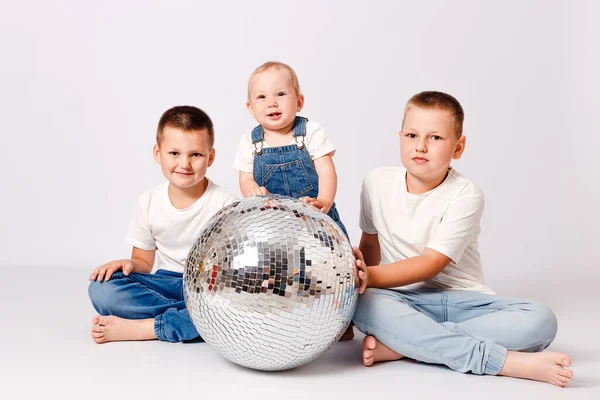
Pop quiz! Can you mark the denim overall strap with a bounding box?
[251,124,265,154]
[251,117,308,144]
[251,116,349,239]
[292,116,308,137]
[251,124,264,144]
[252,115,317,198]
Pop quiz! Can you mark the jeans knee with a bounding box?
[527,301,558,347]
[353,288,386,326]
[88,280,120,315]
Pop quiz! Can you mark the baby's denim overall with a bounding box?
[251,116,349,239]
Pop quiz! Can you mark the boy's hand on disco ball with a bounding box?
[89,259,134,282]
[352,246,369,294]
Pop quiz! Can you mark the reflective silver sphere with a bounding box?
[183,195,357,371]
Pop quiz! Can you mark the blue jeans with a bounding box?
[352,288,558,375]
[88,270,201,343]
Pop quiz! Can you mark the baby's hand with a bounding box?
[353,246,369,294]
[89,259,134,282]
[300,197,332,213]
[246,186,269,197]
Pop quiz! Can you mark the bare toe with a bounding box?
[552,376,569,388]
[558,368,573,378]
[93,336,107,344]
[363,335,377,351]
[361,336,376,366]
[500,351,573,387]
[361,335,403,366]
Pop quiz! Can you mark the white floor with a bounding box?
[1,267,597,400]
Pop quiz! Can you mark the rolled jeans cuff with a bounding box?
[154,314,167,342]
[484,343,508,375]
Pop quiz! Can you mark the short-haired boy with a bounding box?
[353,91,573,387]
[88,106,237,343]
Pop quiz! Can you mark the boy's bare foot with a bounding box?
[339,325,355,341]
[90,315,157,343]
[362,335,404,366]
[499,351,573,387]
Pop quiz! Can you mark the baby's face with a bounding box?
[247,68,303,135]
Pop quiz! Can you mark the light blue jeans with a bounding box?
[352,288,558,375]
[88,269,201,343]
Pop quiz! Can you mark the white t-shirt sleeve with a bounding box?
[306,121,336,160]
[426,188,484,263]
[359,172,378,234]
[124,194,156,251]
[232,134,254,173]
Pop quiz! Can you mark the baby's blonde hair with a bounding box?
[247,61,301,101]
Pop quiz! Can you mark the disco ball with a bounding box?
[183,195,357,371]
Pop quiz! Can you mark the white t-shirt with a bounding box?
[360,166,494,294]
[232,120,336,172]
[124,179,238,274]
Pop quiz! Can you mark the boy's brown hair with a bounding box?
[156,106,215,148]
[247,61,301,101]
[403,91,465,137]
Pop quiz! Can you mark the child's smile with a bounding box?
[267,111,282,119]
[247,67,304,135]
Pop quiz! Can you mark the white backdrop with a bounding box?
[0,0,597,296]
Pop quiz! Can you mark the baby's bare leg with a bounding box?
[362,336,404,366]
[90,315,157,343]
[499,351,573,387]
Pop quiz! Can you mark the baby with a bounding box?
[233,61,353,340]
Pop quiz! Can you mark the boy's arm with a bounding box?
[366,248,451,289]
[358,232,381,266]
[130,247,155,274]
[357,231,449,288]
[239,171,268,197]
[304,154,336,213]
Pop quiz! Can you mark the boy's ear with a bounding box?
[452,135,466,160]
[207,148,216,167]
[296,94,305,112]
[246,101,255,119]
[153,144,161,164]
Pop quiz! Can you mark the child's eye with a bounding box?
[257,95,265,99]
[192,153,202,157]
[406,133,416,139]
[431,135,442,141]
[277,91,286,97]
[169,151,179,156]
